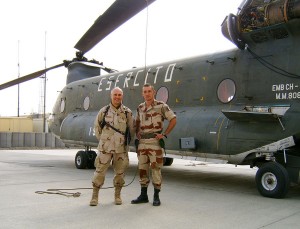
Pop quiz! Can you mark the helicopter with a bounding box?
[1,0,300,199]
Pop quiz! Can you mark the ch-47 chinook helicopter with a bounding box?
[1,0,300,199]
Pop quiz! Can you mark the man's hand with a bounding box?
[155,133,166,140]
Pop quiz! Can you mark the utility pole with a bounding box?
[17,40,20,117]
[43,31,47,133]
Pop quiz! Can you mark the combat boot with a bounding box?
[131,187,149,204]
[114,186,122,205]
[89,187,99,206]
[153,188,161,206]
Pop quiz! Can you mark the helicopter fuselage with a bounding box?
[49,30,300,173]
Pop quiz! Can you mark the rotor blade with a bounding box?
[0,63,64,90]
[74,0,156,53]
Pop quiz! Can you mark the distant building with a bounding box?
[0,114,49,133]
[0,116,33,132]
[0,115,64,148]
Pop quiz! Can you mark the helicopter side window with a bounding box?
[156,86,169,103]
[217,79,236,103]
[60,99,66,113]
[83,96,90,111]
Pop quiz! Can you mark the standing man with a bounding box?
[131,83,176,206]
[90,87,135,206]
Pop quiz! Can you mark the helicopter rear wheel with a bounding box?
[255,162,289,198]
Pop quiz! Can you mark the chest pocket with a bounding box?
[106,110,127,132]
[141,109,164,131]
[104,115,114,124]
[117,113,127,132]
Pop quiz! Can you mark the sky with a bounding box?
[0,0,241,117]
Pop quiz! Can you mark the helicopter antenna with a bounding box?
[143,0,150,75]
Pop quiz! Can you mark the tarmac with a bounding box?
[1,149,300,229]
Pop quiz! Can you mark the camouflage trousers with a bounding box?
[137,139,164,190]
[92,151,129,188]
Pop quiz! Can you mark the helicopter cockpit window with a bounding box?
[156,86,169,103]
[60,99,66,113]
[217,79,236,103]
[83,96,90,111]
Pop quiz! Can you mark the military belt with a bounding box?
[140,132,161,139]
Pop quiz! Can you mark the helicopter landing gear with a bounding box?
[87,150,97,169]
[163,157,174,166]
[75,150,87,169]
[75,147,97,169]
[255,162,290,198]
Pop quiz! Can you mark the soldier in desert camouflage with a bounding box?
[90,87,135,206]
[131,83,176,206]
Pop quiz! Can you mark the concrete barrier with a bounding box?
[24,133,35,147]
[0,132,12,148]
[45,133,56,147]
[35,133,46,148]
[12,132,24,147]
[0,132,65,148]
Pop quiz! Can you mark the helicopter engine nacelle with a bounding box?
[66,62,101,84]
[221,13,246,50]
[221,0,300,49]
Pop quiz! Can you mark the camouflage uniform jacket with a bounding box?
[137,99,176,141]
[95,103,135,153]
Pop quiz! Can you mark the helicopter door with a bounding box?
[203,114,230,156]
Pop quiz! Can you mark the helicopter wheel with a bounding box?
[75,150,88,169]
[255,162,290,198]
[163,157,174,166]
[87,150,97,169]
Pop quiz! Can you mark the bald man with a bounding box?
[90,87,135,206]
